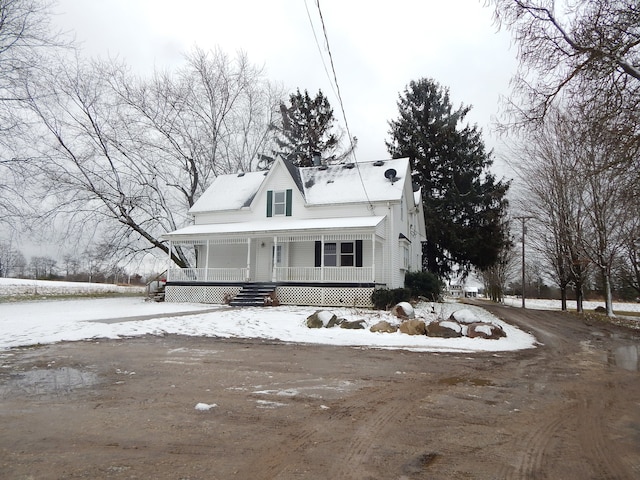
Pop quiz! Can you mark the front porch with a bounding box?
[164,229,387,307]
[167,231,385,284]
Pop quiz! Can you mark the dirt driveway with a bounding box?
[1,302,639,479]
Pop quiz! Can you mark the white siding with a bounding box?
[207,244,246,268]
[290,242,315,267]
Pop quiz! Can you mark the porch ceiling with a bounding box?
[162,216,385,240]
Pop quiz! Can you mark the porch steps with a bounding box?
[146,279,166,302]
[229,283,277,307]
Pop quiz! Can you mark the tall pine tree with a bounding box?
[386,78,510,277]
[268,88,354,167]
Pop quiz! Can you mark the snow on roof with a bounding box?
[163,216,385,238]
[299,158,409,204]
[190,170,266,213]
[188,158,411,214]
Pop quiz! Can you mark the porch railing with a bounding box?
[168,267,373,283]
[274,266,373,283]
[167,268,248,282]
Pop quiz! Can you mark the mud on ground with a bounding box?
[1,303,639,479]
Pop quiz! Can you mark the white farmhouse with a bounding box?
[162,156,426,307]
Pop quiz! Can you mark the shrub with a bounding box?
[404,271,443,301]
[371,288,411,310]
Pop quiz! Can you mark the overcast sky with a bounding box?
[52,0,518,174]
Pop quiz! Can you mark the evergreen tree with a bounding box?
[267,88,354,167]
[386,78,510,277]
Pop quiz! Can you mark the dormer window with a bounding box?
[266,189,292,217]
[273,190,286,215]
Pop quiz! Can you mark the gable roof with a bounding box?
[190,170,267,213]
[298,158,409,205]
[188,157,411,214]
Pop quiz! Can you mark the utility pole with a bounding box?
[515,216,533,308]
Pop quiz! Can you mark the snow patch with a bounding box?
[0,278,545,353]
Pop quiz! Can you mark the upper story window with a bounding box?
[273,190,286,215]
[266,189,292,217]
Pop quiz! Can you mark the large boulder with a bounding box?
[426,320,463,338]
[466,322,506,339]
[391,302,415,319]
[326,316,344,328]
[370,320,398,333]
[306,310,337,328]
[398,319,427,336]
[448,309,478,324]
[340,319,366,329]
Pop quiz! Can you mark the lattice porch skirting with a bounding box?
[165,285,374,308]
[165,285,241,304]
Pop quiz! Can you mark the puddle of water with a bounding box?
[609,346,639,371]
[0,367,99,397]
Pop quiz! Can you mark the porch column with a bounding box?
[320,234,325,282]
[167,240,172,281]
[271,236,278,282]
[246,238,251,281]
[371,233,376,283]
[205,240,210,281]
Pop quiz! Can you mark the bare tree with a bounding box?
[479,231,518,302]
[516,106,637,316]
[29,254,56,279]
[61,252,81,279]
[22,48,281,268]
[514,110,591,311]
[578,135,636,317]
[0,0,67,227]
[489,0,640,158]
[106,48,282,202]
[618,218,640,298]
[0,238,24,277]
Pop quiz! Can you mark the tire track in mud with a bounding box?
[501,406,569,480]
[328,399,405,479]
[230,385,408,479]
[229,387,380,479]
[577,393,635,479]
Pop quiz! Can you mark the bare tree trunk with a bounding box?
[560,287,567,311]
[603,270,616,318]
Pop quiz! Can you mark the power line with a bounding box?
[303,0,338,99]
[313,0,374,212]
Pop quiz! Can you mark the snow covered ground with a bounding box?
[502,296,640,313]
[0,283,534,353]
[0,277,144,296]
[2,279,638,353]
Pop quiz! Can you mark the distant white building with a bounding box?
[162,156,426,307]
[448,283,478,298]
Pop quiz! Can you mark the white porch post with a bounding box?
[371,233,375,283]
[320,234,325,282]
[205,240,210,281]
[167,240,172,281]
[246,238,251,281]
[271,236,278,282]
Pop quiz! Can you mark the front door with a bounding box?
[254,240,272,281]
